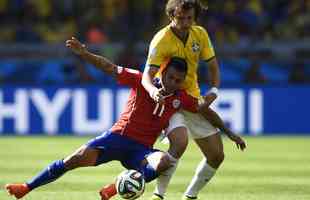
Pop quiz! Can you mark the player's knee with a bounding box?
[64,147,97,169]
[156,154,171,172]
[64,155,79,170]
[167,127,188,159]
[146,151,171,173]
[64,154,84,170]
[216,152,225,165]
[207,152,224,168]
[172,138,188,158]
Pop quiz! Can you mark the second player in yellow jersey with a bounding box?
[147,25,215,98]
[142,1,246,200]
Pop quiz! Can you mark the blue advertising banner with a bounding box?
[0,85,309,135]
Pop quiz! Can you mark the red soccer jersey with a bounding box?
[110,67,198,147]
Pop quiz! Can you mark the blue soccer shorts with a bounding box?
[86,131,158,170]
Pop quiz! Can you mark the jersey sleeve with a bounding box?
[116,66,142,88]
[199,27,215,61]
[180,91,199,113]
[146,34,169,67]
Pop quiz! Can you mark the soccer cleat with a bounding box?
[99,183,117,200]
[149,193,164,200]
[182,195,198,200]
[5,183,30,199]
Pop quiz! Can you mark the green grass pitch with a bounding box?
[0,136,309,200]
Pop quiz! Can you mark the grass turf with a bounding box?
[0,136,309,200]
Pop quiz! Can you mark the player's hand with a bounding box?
[150,88,165,104]
[203,93,217,107]
[66,37,87,55]
[227,133,246,151]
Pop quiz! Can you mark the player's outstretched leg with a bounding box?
[5,145,99,199]
[183,133,224,199]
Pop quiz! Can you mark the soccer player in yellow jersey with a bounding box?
[142,1,246,200]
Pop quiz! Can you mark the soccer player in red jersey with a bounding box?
[5,37,212,200]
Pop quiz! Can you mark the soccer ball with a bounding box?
[116,170,145,200]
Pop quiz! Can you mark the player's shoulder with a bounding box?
[192,25,210,37]
[118,66,142,75]
[117,66,143,81]
[151,25,172,45]
[192,25,207,32]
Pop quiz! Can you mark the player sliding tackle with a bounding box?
[5,37,238,200]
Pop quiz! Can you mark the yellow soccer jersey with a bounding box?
[146,25,215,98]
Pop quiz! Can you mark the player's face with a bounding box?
[171,7,195,32]
[161,66,186,94]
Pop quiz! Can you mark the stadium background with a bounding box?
[0,0,309,135]
[0,1,309,200]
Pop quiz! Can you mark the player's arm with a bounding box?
[142,64,164,103]
[181,92,246,151]
[142,37,167,103]
[206,57,220,89]
[200,27,221,106]
[201,56,221,106]
[66,37,117,76]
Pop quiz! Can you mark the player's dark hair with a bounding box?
[166,0,206,20]
[166,57,188,74]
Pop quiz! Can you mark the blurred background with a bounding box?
[0,0,309,135]
[1,2,309,200]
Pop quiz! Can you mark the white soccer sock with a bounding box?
[153,153,178,197]
[184,158,216,198]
